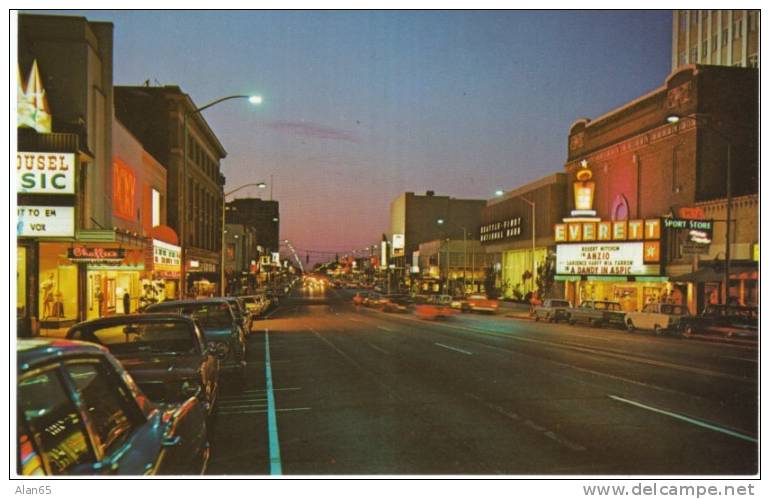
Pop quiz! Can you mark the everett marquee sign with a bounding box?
[556,242,661,276]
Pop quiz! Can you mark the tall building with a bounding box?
[225,198,280,254]
[114,85,227,296]
[389,191,486,261]
[672,10,760,70]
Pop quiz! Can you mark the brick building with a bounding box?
[561,64,758,311]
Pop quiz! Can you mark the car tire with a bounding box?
[534,315,540,322]
[683,325,694,338]
[654,325,664,336]
[568,317,576,325]
[626,320,635,333]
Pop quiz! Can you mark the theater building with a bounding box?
[560,64,758,312]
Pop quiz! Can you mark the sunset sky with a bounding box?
[34,10,671,263]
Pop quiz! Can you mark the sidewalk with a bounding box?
[498,300,533,320]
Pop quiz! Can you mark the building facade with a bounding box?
[17,14,116,337]
[224,223,260,294]
[114,85,228,296]
[417,239,495,295]
[225,198,281,254]
[561,65,758,312]
[481,173,568,300]
[672,10,760,70]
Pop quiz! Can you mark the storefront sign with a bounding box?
[68,247,126,263]
[481,217,522,243]
[556,242,661,276]
[16,152,76,194]
[392,234,404,249]
[17,206,75,237]
[678,207,705,220]
[151,239,181,277]
[18,60,52,133]
[272,252,281,265]
[554,219,661,243]
[681,243,709,255]
[663,218,713,244]
[113,160,136,220]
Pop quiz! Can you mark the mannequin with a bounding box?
[41,273,55,319]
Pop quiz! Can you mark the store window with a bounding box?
[17,246,26,320]
[39,244,78,326]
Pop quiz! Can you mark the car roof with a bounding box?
[68,313,196,329]
[18,338,108,373]
[147,298,230,307]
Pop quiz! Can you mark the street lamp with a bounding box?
[519,197,536,295]
[437,218,468,295]
[667,113,732,304]
[221,182,267,296]
[494,189,505,197]
[182,93,262,297]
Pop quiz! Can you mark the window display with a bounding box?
[38,244,78,326]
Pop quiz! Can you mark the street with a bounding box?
[207,286,758,475]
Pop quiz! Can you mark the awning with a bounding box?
[671,264,758,283]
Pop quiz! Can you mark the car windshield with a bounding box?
[72,321,196,355]
[151,303,234,329]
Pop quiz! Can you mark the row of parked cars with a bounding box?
[352,291,501,318]
[533,299,758,339]
[17,290,282,476]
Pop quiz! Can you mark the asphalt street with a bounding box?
[206,286,758,476]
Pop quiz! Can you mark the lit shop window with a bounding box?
[152,188,161,227]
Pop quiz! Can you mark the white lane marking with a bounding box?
[218,403,268,410]
[608,395,757,443]
[367,342,390,355]
[722,355,758,364]
[434,342,473,355]
[218,396,268,402]
[377,326,394,332]
[393,314,751,384]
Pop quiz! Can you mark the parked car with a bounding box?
[382,294,414,313]
[465,294,500,314]
[66,314,221,416]
[679,304,758,339]
[145,299,246,377]
[240,294,268,320]
[568,300,625,328]
[533,299,573,323]
[224,296,252,333]
[624,302,691,335]
[17,339,210,475]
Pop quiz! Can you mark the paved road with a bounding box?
[206,286,758,475]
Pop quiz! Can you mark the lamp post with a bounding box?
[519,197,536,295]
[667,114,732,304]
[221,182,267,296]
[181,94,261,297]
[437,219,467,295]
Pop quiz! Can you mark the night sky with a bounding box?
[30,10,672,264]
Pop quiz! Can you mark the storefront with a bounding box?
[481,173,568,300]
[186,257,219,297]
[65,244,145,320]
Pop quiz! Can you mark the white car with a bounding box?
[625,302,690,335]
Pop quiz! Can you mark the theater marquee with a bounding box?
[556,242,661,276]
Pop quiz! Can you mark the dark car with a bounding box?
[17,339,210,475]
[66,314,221,416]
[534,299,573,323]
[225,296,252,333]
[382,294,414,313]
[568,300,625,328]
[680,304,758,338]
[145,299,246,377]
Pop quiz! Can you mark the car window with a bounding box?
[595,302,606,310]
[63,362,138,456]
[72,321,197,356]
[552,300,569,307]
[642,304,653,313]
[19,369,94,474]
[155,303,234,329]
